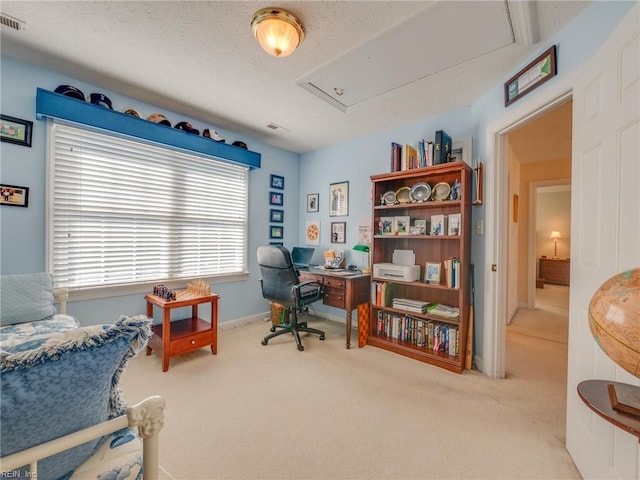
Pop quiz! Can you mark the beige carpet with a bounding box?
[121,311,579,480]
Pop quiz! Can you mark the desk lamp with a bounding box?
[549,231,562,259]
[352,244,371,274]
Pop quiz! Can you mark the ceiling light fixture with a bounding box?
[251,7,304,58]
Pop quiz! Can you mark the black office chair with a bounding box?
[257,245,325,351]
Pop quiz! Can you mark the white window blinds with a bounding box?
[49,122,248,290]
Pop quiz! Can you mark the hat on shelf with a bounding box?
[175,121,200,135]
[232,140,248,150]
[147,113,171,126]
[89,93,113,109]
[54,84,86,101]
[203,128,225,143]
[122,107,142,118]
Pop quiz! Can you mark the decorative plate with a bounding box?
[395,186,411,204]
[410,182,431,202]
[382,190,396,205]
[431,182,451,201]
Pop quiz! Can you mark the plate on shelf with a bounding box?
[395,186,411,204]
[431,182,451,201]
[382,190,396,205]
[410,182,431,202]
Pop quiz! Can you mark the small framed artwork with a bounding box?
[448,213,461,236]
[269,191,283,206]
[329,181,349,217]
[430,214,446,236]
[0,184,29,207]
[270,174,285,190]
[269,225,283,239]
[305,221,320,246]
[504,45,557,107]
[0,115,33,147]
[394,216,410,236]
[331,222,346,244]
[378,217,394,235]
[424,262,442,284]
[307,193,319,213]
[414,219,427,235]
[270,209,284,223]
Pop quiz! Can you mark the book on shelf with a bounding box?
[427,303,460,320]
[371,281,395,307]
[442,257,461,288]
[392,297,431,313]
[390,142,402,172]
[375,311,460,354]
[401,143,418,170]
[433,130,452,165]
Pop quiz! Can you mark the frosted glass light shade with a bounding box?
[251,8,304,58]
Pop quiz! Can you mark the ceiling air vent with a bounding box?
[0,13,25,31]
[266,123,290,132]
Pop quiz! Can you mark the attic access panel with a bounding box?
[297,1,516,112]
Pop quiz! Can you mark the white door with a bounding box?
[566,3,640,478]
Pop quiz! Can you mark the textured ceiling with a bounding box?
[0,1,589,154]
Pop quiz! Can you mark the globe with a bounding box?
[588,268,640,378]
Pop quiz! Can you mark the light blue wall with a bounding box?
[0,1,633,352]
[0,57,300,325]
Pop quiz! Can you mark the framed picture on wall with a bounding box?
[270,174,285,190]
[269,191,283,206]
[0,115,33,147]
[0,184,29,207]
[329,181,348,217]
[307,193,319,213]
[331,222,346,243]
[270,209,284,223]
[269,225,283,239]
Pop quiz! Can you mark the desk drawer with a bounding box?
[322,277,346,289]
[323,287,345,308]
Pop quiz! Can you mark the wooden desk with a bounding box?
[539,257,570,285]
[145,291,219,372]
[298,269,370,349]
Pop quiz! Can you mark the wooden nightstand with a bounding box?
[145,291,219,372]
[539,257,570,286]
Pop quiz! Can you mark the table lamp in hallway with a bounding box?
[549,230,562,259]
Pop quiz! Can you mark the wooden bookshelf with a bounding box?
[366,161,471,373]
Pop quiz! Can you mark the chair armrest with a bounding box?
[293,281,324,304]
[53,287,69,314]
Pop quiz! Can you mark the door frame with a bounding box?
[527,179,571,310]
[482,70,578,378]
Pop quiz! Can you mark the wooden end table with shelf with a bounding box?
[145,291,219,372]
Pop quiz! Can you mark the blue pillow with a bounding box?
[0,273,56,326]
[0,314,151,480]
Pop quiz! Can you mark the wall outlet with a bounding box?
[476,220,484,235]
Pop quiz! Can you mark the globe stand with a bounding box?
[608,383,640,419]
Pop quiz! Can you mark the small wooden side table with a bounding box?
[145,291,219,372]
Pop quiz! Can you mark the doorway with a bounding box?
[502,101,572,437]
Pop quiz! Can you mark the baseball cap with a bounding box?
[203,128,225,143]
[147,113,171,127]
[232,141,248,150]
[175,121,200,135]
[90,93,113,109]
[122,107,142,118]
[54,84,86,101]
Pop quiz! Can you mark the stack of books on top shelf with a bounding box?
[427,303,460,320]
[392,298,430,313]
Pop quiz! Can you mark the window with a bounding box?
[48,122,249,293]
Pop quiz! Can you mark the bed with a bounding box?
[0,273,167,479]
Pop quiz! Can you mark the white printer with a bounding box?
[373,249,421,282]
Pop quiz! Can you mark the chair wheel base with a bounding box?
[320,334,325,341]
[261,339,268,346]
[297,344,304,351]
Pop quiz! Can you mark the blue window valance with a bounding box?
[35,88,260,170]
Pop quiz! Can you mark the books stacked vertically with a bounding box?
[433,130,452,165]
[418,140,434,168]
[427,303,459,320]
[392,298,430,313]
[401,144,418,170]
[442,257,461,288]
[371,281,395,307]
[374,311,460,355]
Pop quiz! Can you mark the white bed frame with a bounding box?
[1,288,166,479]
